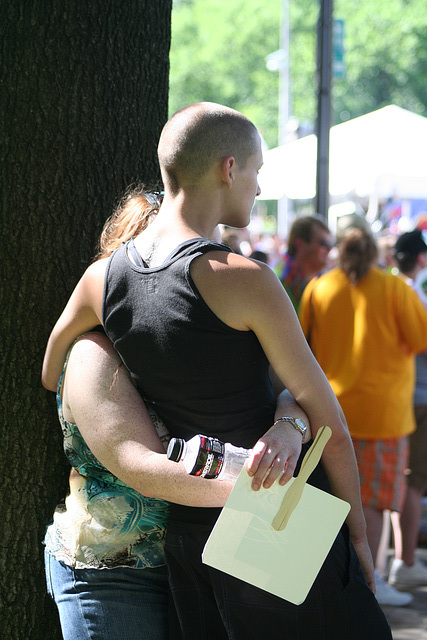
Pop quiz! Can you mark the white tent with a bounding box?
[257,105,427,203]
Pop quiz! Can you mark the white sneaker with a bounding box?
[389,558,427,588]
[374,570,413,607]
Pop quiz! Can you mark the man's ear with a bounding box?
[293,237,304,253]
[418,252,427,269]
[220,156,236,188]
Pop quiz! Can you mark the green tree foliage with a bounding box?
[170,0,427,147]
[334,0,427,122]
[169,0,283,146]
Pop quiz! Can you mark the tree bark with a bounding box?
[0,2,171,637]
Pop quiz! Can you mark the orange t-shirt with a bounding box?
[299,267,427,439]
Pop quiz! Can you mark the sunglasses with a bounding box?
[315,239,334,249]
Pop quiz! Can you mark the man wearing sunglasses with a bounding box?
[273,215,333,311]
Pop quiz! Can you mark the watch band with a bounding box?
[273,416,307,439]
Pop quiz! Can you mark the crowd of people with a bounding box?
[227,216,427,608]
[40,101,426,639]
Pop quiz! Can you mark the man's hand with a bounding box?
[246,421,304,490]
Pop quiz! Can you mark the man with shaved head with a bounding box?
[42,102,391,639]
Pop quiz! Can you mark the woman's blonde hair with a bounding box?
[338,227,378,284]
[95,183,163,260]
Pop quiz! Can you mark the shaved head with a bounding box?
[158,102,260,191]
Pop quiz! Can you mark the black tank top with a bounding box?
[103,238,276,524]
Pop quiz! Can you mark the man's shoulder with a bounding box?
[198,249,268,273]
[193,249,280,300]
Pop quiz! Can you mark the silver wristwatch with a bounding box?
[273,416,307,440]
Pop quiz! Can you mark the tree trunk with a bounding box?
[0,2,171,637]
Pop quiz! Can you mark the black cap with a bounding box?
[167,438,184,462]
[394,229,427,261]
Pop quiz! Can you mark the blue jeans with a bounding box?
[44,549,169,640]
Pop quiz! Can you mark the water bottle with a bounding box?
[167,434,252,481]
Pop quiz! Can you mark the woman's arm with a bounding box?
[41,259,106,391]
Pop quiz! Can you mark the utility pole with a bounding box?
[315,0,333,219]
[266,0,290,238]
[278,0,290,237]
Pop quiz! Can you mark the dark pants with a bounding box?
[165,521,391,640]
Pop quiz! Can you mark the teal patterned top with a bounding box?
[44,349,170,569]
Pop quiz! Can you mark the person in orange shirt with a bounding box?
[299,227,427,607]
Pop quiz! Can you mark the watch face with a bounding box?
[295,418,307,432]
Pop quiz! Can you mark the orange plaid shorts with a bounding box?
[352,437,409,512]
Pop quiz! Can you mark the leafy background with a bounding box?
[169,0,427,149]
